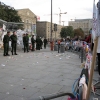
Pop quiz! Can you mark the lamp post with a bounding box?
[50,0,52,41]
[50,0,54,51]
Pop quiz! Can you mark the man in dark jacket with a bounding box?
[3,31,10,56]
[23,34,26,52]
[43,38,48,49]
[36,36,41,50]
[23,33,29,52]
[10,31,18,55]
[31,35,35,51]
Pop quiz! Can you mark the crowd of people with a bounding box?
[2,31,100,79]
[3,31,48,56]
[52,34,100,79]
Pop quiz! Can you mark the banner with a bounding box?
[3,24,6,31]
[36,16,40,21]
[32,24,36,35]
[92,0,97,41]
[97,0,100,36]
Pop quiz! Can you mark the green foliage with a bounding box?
[66,26,74,37]
[74,28,85,38]
[0,3,22,22]
[60,26,74,38]
[60,27,67,38]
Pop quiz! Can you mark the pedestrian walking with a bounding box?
[10,31,18,55]
[43,37,48,49]
[3,31,10,56]
[31,35,35,51]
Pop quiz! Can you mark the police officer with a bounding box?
[23,34,26,52]
[23,33,29,52]
[36,36,41,50]
[10,31,18,55]
[43,37,48,49]
[3,31,10,56]
[31,35,35,51]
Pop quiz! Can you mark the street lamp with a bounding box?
[59,8,67,25]
[50,0,54,51]
[50,0,52,41]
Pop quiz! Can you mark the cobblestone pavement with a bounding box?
[0,47,99,100]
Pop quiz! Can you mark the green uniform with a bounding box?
[31,37,35,51]
[36,37,41,50]
[3,34,10,56]
[10,34,17,55]
[43,38,48,49]
[23,35,29,52]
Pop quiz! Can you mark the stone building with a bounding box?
[36,21,63,40]
[17,8,37,34]
[68,19,92,35]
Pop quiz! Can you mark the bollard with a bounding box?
[50,41,54,51]
[54,44,58,51]
[81,47,83,63]
[60,44,65,53]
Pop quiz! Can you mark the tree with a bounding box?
[60,27,67,38]
[0,3,22,22]
[74,28,85,38]
[0,2,23,30]
[66,26,74,38]
[60,26,74,38]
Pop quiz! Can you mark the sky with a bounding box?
[0,0,99,26]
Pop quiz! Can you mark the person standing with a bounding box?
[43,38,48,49]
[40,37,43,49]
[24,33,29,52]
[36,36,41,50]
[10,31,18,55]
[31,35,35,51]
[23,34,26,52]
[3,31,10,56]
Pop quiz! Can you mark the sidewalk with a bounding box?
[0,47,99,100]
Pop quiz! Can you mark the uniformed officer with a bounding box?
[36,36,41,50]
[23,33,29,52]
[31,35,35,51]
[3,31,10,56]
[10,31,18,55]
[43,37,48,49]
[23,34,26,52]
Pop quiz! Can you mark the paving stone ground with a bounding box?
[0,46,99,100]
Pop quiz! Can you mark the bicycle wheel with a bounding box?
[94,81,100,96]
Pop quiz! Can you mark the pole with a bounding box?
[51,0,52,41]
[55,31,56,41]
[50,0,53,51]
[86,37,98,100]
[59,8,61,25]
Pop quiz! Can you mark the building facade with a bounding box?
[36,21,63,40]
[17,8,37,34]
[68,19,92,35]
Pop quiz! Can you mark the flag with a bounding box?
[96,0,100,36]
[36,16,40,21]
[3,24,6,31]
[92,0,97,41]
